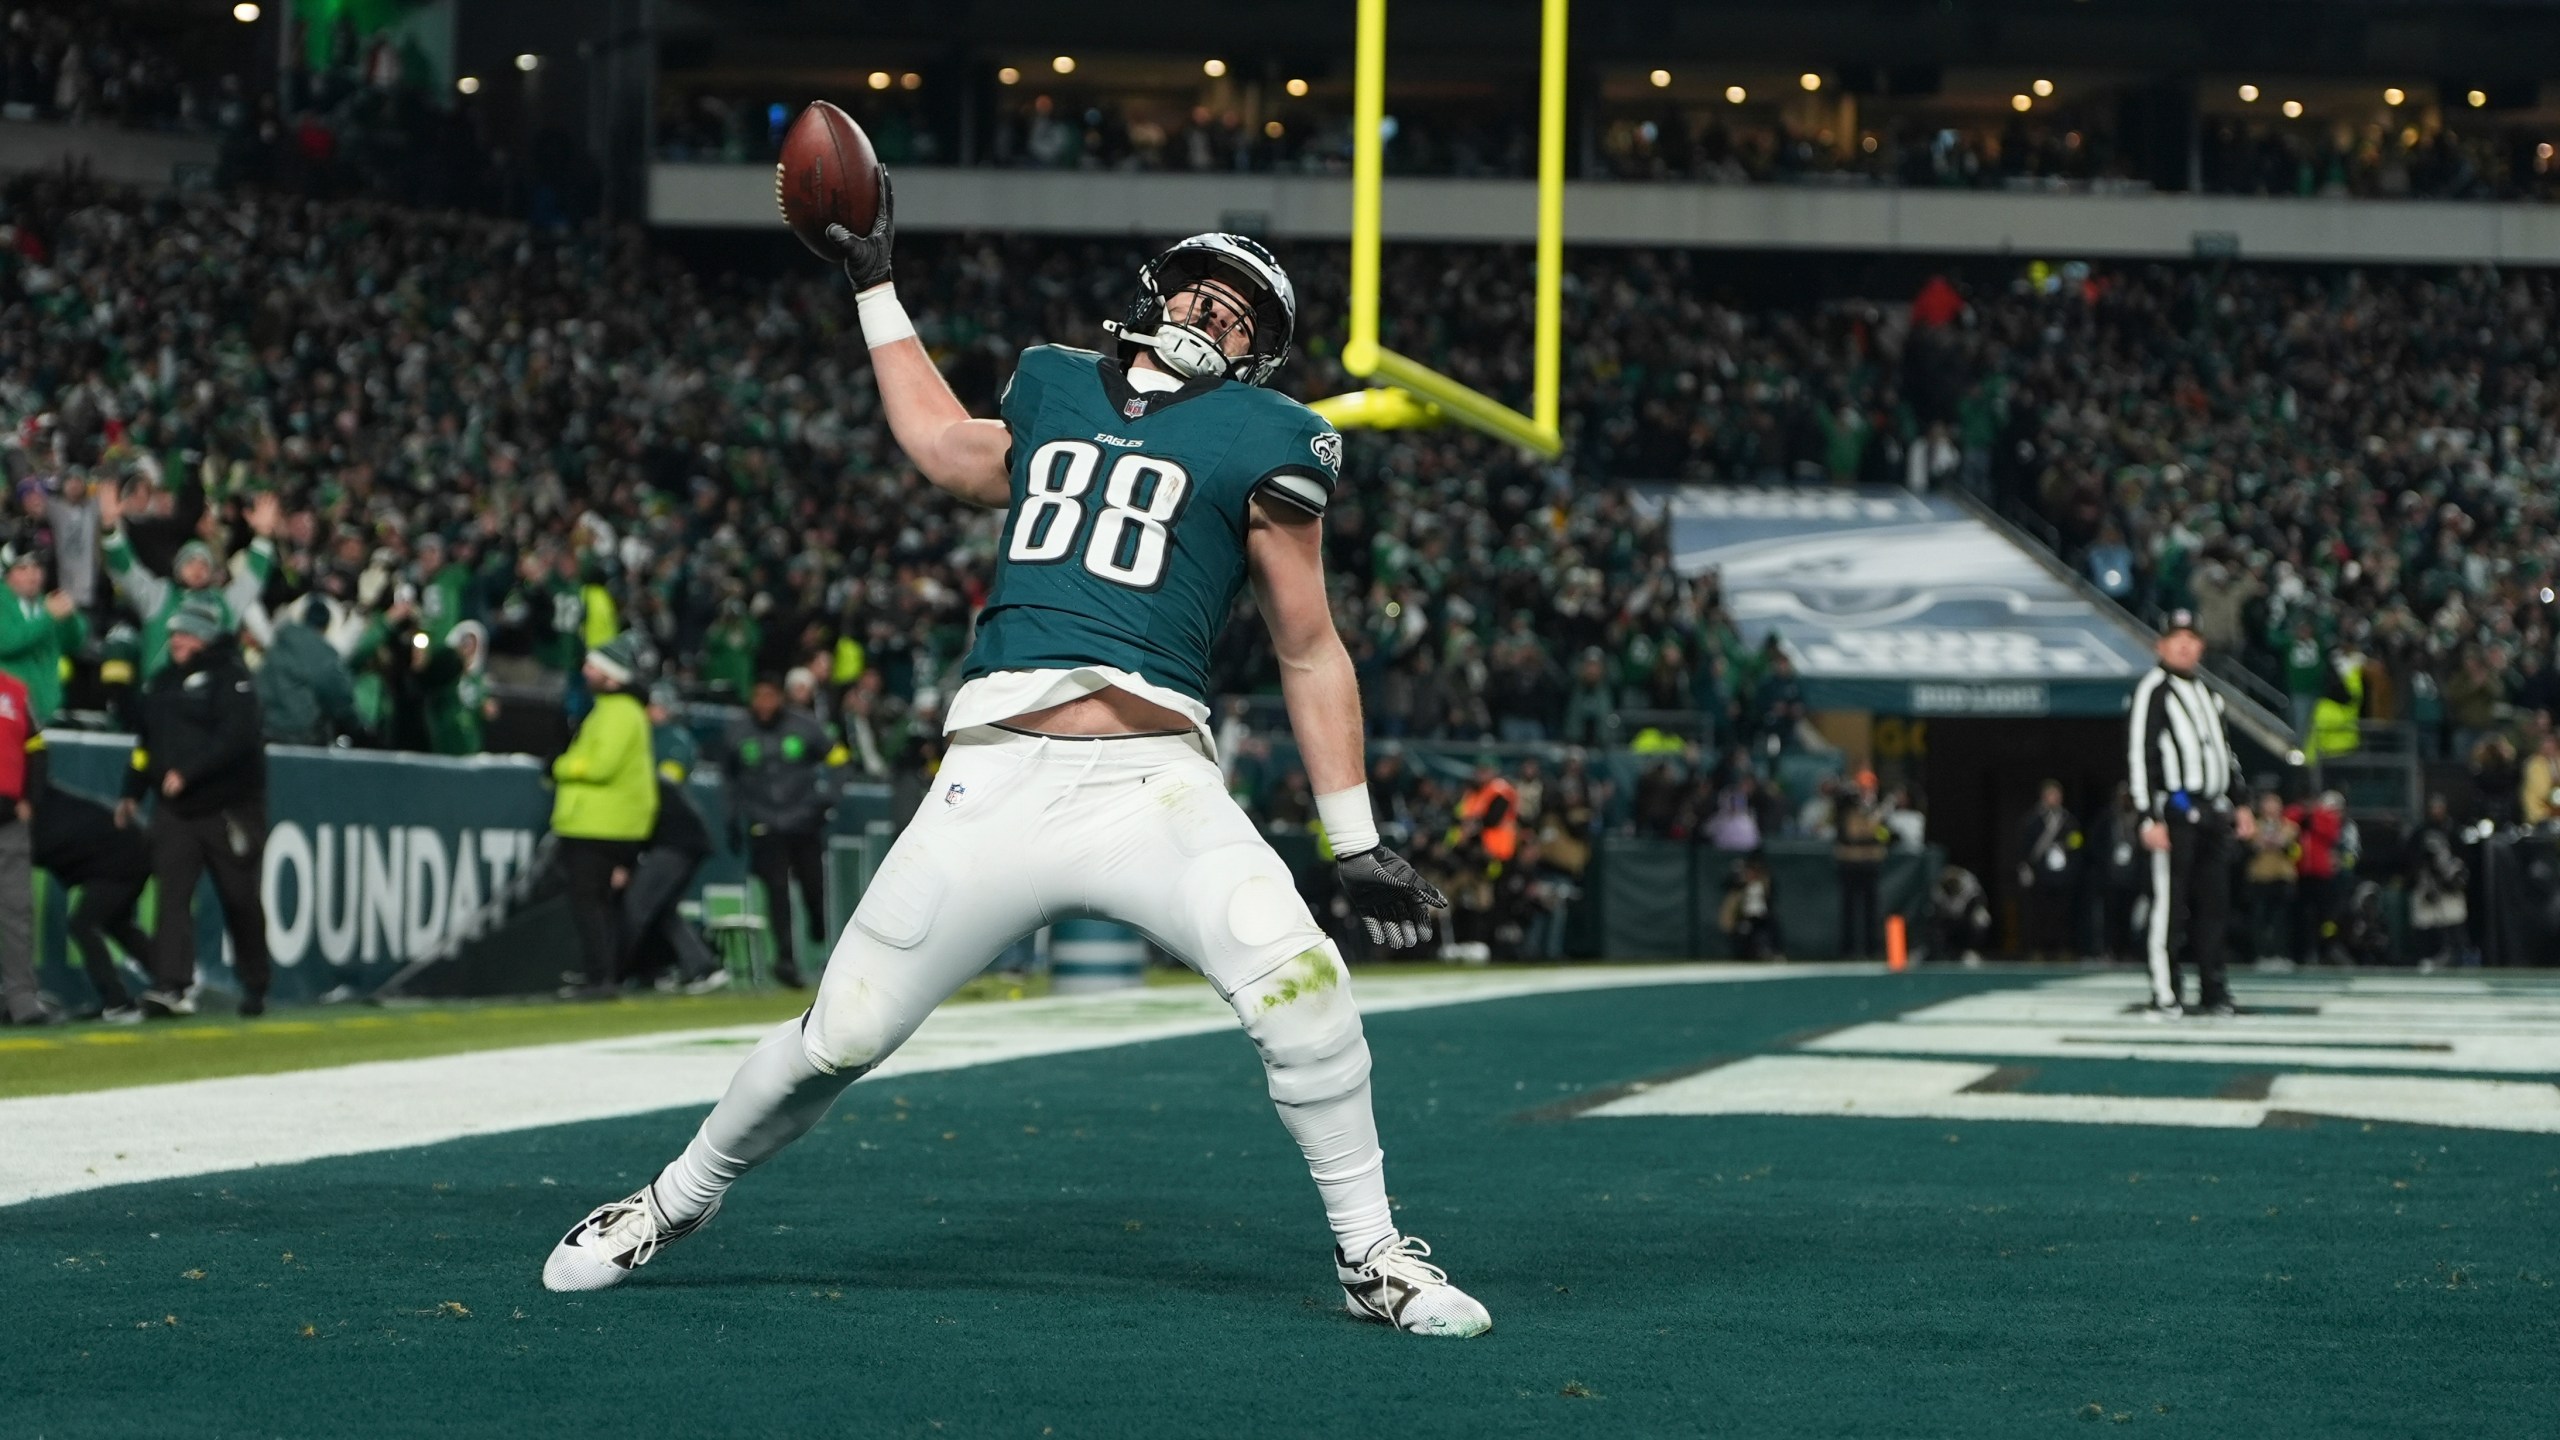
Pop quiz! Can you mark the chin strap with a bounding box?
[1104,319,1232,382]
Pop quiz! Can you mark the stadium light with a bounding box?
[515,53,539,73]
[1264,120,1285,138]
[997,67,1020,85]
[2468,89,2487,108]
[2383,87,2406,106]
[1798,72,1822,92]
[2541,142,2555,161]
[2237,84,2259,102]
[2282,99,2304,118]
[456,76,479,95]
[2032,78,2054,97]
[1051,55,1076,75]
[232,2,260,21]
[1287,77,1310,96]
[867,71,891,90]
[901,72,922,91]
[2011,94,2031,112]
[1649,69,1671,88]
[1203,59,1227,78]
[1725,85,1747,104]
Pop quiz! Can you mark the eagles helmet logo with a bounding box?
[1309,431,1342,476]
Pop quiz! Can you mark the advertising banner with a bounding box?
[1660,485,2152,716]
[38,736,551,1006]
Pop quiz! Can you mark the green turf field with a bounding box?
[9,969,2555,1438]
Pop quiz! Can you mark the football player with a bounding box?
[545,177,1489,1336]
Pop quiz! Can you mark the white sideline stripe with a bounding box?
[1806,971,2560,1074]
[0,962,1878,1208]
[1585,1055,2560,1133]
[1804,1021,2560,1073]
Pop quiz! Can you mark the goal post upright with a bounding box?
[1533,0,1565,439]
[1311,0,1566,459]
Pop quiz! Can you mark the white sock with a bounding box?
[1275,1079,1399,1260]
[652,1015,854,1225]
[654,1131,748,1225]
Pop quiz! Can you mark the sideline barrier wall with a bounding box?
[31,735,889,1008]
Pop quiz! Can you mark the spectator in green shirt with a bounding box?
[97,483,279,682]
[0,543,84,724]
[421,621,495,757]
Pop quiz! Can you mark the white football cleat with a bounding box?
[1337,1235,1492,1338]
[542,1186,719,1293]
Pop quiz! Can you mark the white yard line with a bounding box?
[0,962,1878,1207]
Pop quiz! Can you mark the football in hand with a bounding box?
[775,101,883,261]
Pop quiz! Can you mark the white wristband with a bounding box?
[1316,784,1379,859]
[856,283,914,347]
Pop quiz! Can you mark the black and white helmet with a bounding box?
[1105,233,1296,388]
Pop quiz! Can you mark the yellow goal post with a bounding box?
[1308,0,1567,458]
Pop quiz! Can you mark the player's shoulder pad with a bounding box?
[1243,391,1342,519]
[999,344,1102,426]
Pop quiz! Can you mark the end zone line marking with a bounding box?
[0,962,1880,1207]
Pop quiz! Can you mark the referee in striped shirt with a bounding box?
[2128,611,2253,1018]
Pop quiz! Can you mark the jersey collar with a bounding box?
[1099,358,1224,421]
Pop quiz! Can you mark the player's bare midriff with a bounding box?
[1006,687,1196,736]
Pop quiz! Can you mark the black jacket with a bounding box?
[124,637,267,817]
[649,778,713,858]
[721,710,837,836]
[34,783,153,883]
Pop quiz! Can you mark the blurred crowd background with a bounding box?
[11,0,2560,971]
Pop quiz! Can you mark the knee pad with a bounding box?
[808,932,921,1065]
[800,996,889,1077]
[1234,941,1371,1108]
[1180,842,1328,994]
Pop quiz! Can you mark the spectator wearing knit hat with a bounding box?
[98,483,280,683]
[120,599,270,1017]
[550,631,660,999]
[0,541,83,725]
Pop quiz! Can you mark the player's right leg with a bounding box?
[543,734,1052,1292]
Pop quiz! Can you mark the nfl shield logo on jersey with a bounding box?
[944,781,967,806]
[1123,397,1147,419]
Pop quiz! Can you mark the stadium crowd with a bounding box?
[663,87,2560,202]
[1,1,198,131]
[1974,261,2560,781]
[14,154,2560,971]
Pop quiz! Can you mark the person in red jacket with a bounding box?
[0,666,54,1025]
[2285,791,2348,965]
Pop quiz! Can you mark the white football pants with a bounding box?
[656,726,1395,1257]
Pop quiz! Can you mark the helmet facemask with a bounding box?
[1139,274,1259,382]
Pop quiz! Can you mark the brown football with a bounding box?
[775,101,881,260]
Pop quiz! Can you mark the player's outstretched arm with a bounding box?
[820,186,1010,509]
[1247,498,1447,950]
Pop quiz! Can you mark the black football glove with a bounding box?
[822,170,896,290]
[1336,844,1448,951]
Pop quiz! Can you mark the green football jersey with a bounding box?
[962,345,1343,705]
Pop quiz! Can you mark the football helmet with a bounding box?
[1104,233,1295,387]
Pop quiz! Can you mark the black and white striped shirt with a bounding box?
[2128,664,2239,820]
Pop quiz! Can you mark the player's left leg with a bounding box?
[1082,739,1490,1337]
